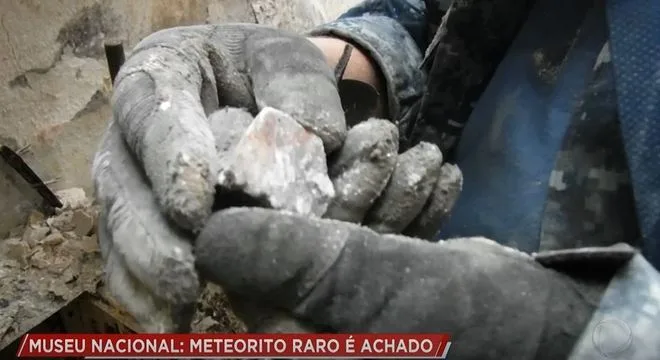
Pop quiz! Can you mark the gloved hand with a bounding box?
[195,208,616,360]
[92,23,461,333]
[92,23,347,332]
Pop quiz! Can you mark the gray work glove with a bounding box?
[92,23,461,333]
[196,208,622,360]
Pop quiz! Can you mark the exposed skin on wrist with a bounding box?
[307,36,387,119]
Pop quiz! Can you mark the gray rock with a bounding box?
[324,119,399,223]
[404,163,463,240]
[364,142,443,234]
[216,107,335,217]
[209,107,254,166]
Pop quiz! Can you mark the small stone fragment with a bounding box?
[27,210,45,226]
[364,142,444,234]
[324,119,399,223]
[404,163,463,239]
[71,210,94,237]
[195,316,221,332]
[3,238,31,264]
[47,211,75,232]
[29,248,51,269]
[216,107,335,217]
[55,188,88,209]
[80,235,100,253]
[40,232,66,247]
[22,225,50,247]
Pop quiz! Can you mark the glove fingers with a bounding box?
[113,32,218,232]
[363,142,444,234]
[101,231,194,333]
[92,121,200,310]
[324,119,399,223]
[403,163,463,240]
[245,32,347,153]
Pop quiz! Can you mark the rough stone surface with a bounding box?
[216,107,335,217]
[209,107,254,168]
[0,200,103,350]
[404,163,464,240]
[364,142,444,234]
[71,209,95,237]
[0,0,362,236]
[325,119,399,223]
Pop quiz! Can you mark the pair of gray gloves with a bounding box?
[92,24,619,359]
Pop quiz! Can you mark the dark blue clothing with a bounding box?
[328,0,641,257]
[311,3,660,357]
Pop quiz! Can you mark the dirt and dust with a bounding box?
[0,188,103,349]
[191,283,246,333]
[0,188,245,351]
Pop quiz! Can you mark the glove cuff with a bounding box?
[307,16,425,129]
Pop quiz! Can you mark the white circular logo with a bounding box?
[592,318,633,358]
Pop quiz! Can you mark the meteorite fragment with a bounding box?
[215,107,335,217]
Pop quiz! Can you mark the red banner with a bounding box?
[16,333,452,358]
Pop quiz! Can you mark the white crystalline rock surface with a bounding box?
[217,107,335,217]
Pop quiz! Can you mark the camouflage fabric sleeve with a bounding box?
[412,0,534,155]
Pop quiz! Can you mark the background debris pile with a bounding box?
[0,187,245,351]
[0,188,102,349]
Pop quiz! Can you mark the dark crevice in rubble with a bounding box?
[8,75,30,89]
[212,186,271,212]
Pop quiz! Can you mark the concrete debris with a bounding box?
[0,196,102,350]
[404,163,463,240]
[55,187,90,210]
[27,211,45,226]
[364,142,444,234]
[191,283,246,333]
[71,209,95,237]
[46,211,75,232]
[1,192,244,348]
[216,107,335,217]
[22,225,50,248]
[324,118,399,223]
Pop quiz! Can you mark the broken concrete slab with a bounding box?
[364,142,443,234]
[324,118,399,223]
[71,209,95,237]
[216,107,335,217]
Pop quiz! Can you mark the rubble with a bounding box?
[54,187,90,210]
[216,107,335,217]
[0,188,103,349]
[364,142,444,234]
[324,119,399,223]
[1,187,245,350]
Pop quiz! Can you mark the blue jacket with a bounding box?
[309,0,660,358]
